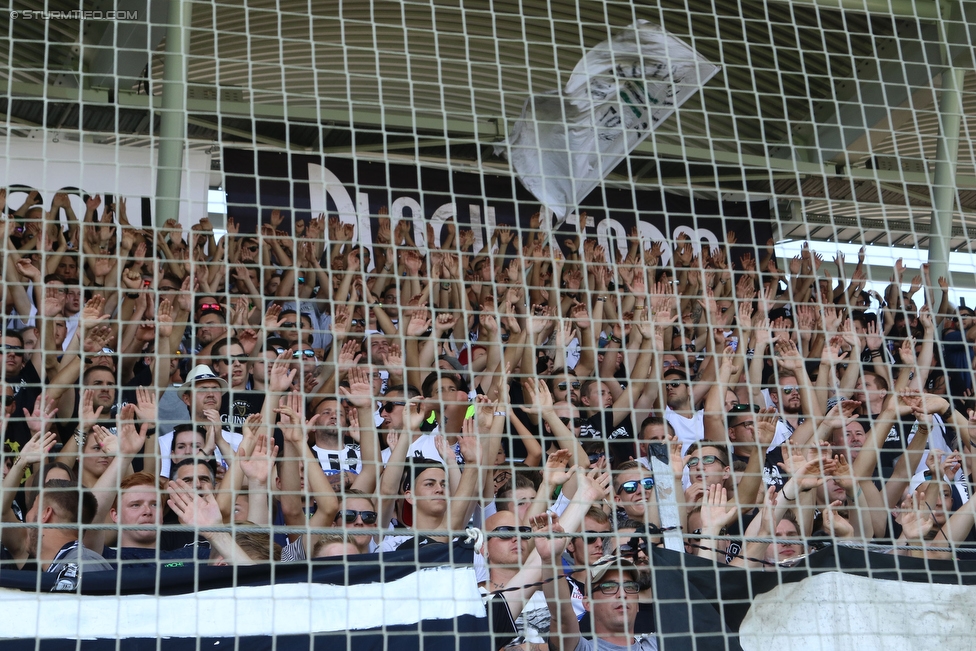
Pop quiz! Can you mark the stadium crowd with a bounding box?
[2,186,976,649]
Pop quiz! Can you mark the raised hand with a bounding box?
[23,395,58,438]
[117,403,149,456]
[133,386,158,425]
[457,416,481,465]
[17,430,59,466]
[269,352,298,392]
[239,432,278,485]
[80,389,104,431]
[521,378,554,413]
[156,298,173,338]
[699,483,739,533]
[543,449,574,488]
[529,513,567,565]
[340,366,375,408]
[168,479,222,525]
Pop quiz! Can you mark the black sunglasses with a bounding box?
[279,321,297,329]
[340,510,377,525]
[492,526,531,540]
[1,346,25,357]
[619,538,649,556]
[292,349,316,359]
[587,452,614,465]
[617,478,655,494]
[198,303,221,311]
[558,416,587,428]
[557,381,581,391]
[380,400,406,413]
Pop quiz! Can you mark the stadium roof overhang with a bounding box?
[1,0,975,251]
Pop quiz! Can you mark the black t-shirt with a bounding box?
[878,413,918,472]
[579,411,637,465]
[158,509,210,551]
[102,544,209,568]
[4,361,44,450]
[220,389,264,433]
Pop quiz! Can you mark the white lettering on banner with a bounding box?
[636,221,671,266]
[390,195,424,247]
[428,202,456,246]
[673,226,720,258]
[596,217,629,262]
[308,162,726,263]
[468,205,484,253]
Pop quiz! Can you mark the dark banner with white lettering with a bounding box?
[222,149,773,267]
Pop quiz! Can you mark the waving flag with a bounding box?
[497,21,720,222]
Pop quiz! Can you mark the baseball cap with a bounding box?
[589,555,640,584]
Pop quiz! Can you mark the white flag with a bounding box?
[497,21,720,222]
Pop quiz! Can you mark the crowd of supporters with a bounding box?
[2,186,976,648]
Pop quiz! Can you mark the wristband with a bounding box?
[74,427,87,450]
[942,406,955,422]
[781,489,796,502]
[609,335,622,344]
[125,293,139,300]
[596,296,608,302]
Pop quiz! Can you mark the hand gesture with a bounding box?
[168,480,223,525]
[434,312,458,335]
[773,338,803,371]
[577,465,612,503]
[117,403,149,456]
[80,389,104,431]
[699,484,738,534]
[457,417,481,465]
[529,513,567,565]
[239,432,278,485]
[543,449,574,488]
[521,378,554,414]
[406,308,432,337]
[17,430,58,466]
[269,352,298,392]
[132,386,158,425]
[23,395,58,438]
[823,502,855,538]
[340,366,374,408]
[899,492,935,540]
[14,257,41,282]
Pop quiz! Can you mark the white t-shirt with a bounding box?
[312,443,362,474]
[664,407,705,455]
[157,428,242,478]
[380,433,462,466]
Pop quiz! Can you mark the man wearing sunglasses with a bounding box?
[483,510,551,645]
[662,368,708,455]
[546,555,656,650]
[562,507,613,621]
[194,309,228,358]
[612,462,662,538]
[212,338,262,431]
[2,330,43,450]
